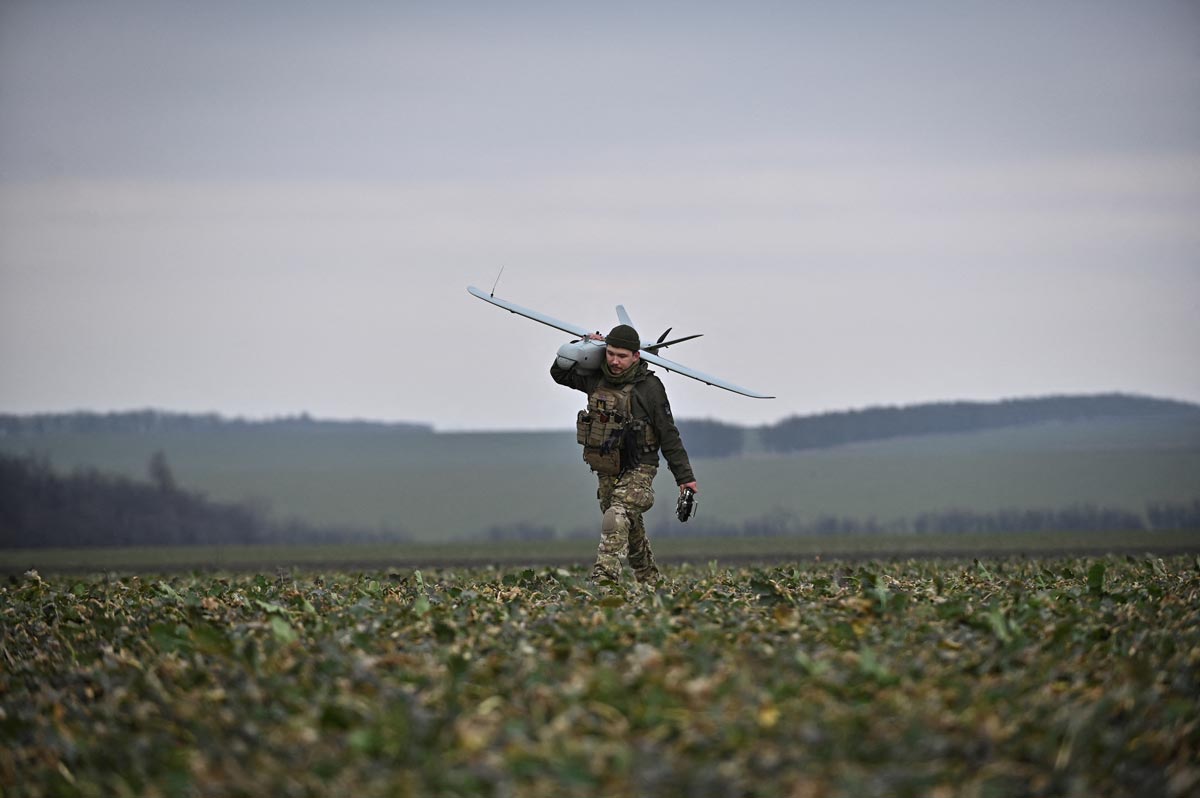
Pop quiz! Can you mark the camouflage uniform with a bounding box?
[595,463,659,583]
[551,358,695,584]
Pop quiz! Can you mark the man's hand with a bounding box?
[585,331,605,341]
[679,481,698,494]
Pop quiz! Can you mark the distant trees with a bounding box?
[636,394,1199,459]
[1,394,1194,462]
[1146,500,1200,530]
[5,448,1194,548]
[759,394,1200,455]
[676,419,745,458]
[0,453,256,548]
[0,410,433,437]
[148,450,177,493]
[3,398,1197,549]
[0,453,407,549]
[908,506,1148,535]
[481,501,1198,542]
[645,501,1198,540]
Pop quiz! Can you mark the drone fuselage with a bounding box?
[555,338,607,373]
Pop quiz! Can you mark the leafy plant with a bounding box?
[1,556,1197,797]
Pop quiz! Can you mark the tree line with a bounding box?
[531,502,1200,543]
[757,394,1200,454]
[4,394,1194,461]
[0,410,433,437]
[3,450,1195,549]
[0,453,408,549]
[642,501,1200,540]
[685,393,1199,457]
[615,394,1198,458]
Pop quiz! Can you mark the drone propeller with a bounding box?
[645,333,703,353]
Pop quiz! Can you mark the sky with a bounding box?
[1,0,1197,430]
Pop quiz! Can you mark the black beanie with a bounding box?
[606,324,641,351]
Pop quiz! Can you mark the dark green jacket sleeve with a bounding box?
[638,375,695,485]
[550,359,598,394]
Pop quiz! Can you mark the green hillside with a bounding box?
[2,398,1197,541]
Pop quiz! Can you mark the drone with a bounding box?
[467,284,774,399]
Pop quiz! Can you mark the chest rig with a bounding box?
[576,382,659,475]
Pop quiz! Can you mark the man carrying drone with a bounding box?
[552,324,698,586]
[467,283,769,582]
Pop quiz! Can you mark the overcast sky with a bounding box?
[2,0,1197,430]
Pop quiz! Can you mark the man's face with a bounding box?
[606,345,639,374]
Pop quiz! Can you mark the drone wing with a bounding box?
[467,286,592,338]
[639,349,775,399]
[468,286,775,399]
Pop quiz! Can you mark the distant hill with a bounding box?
[3,394,1194,458]
[1,394,1196,542]
[755,394,1200,455]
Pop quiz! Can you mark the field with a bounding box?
[4,415,1199,539]
[3,555,1198,797]
[3,529,1200,574]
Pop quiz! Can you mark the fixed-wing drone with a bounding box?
[467,285,774,399]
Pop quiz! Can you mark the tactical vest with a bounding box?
[576,382,659,475]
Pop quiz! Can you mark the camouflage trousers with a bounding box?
[592,463,661,584]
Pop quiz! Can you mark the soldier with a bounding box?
[551,323,698,585]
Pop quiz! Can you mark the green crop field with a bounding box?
[4,415,1199,540]
[3,555,1198,797]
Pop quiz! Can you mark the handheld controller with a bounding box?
[676,487,697,523]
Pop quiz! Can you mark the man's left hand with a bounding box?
[679,481,698,494]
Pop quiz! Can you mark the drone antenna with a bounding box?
[490,265,505,297]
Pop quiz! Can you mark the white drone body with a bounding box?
[554,338,608,372]
[467,285,773,399]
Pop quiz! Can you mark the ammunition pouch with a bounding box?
[583,443,623,475]
[629,418,657,454]
[577,383,657,476]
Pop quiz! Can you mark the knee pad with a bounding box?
[602,506,618,535]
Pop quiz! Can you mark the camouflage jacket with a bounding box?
[551,359,695,485]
